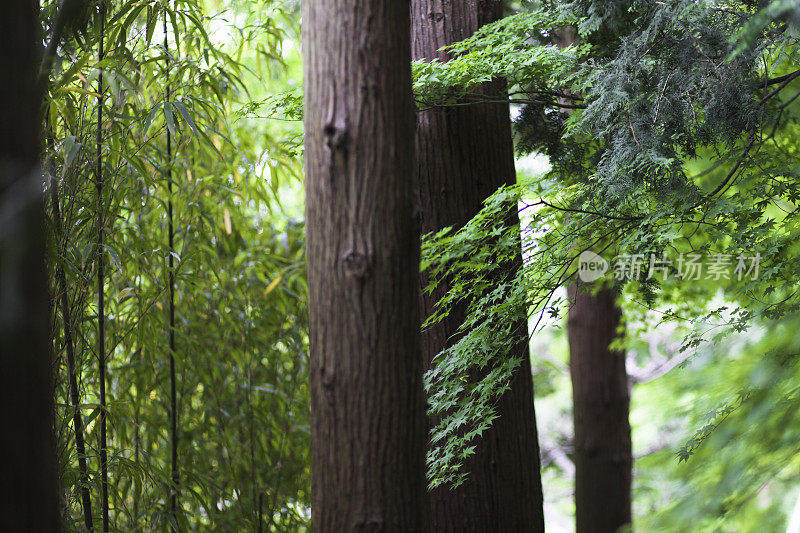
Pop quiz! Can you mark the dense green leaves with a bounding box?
[40,0,800,529]
[44,0,309,530]
[417,2,800,516]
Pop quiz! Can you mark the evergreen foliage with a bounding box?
[415,0,800,501]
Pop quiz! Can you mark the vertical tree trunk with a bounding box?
[163,7,180,527]
[553,25,633,530]
[95,5,110,530]
[412,1,545,531]
[51,177,95,532]
[303,1,427,531]
[0,0,61,530]
[567,283,632,533]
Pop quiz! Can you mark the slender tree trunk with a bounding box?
[411,1,545,531]
[133,401,141,529]
[95,4,110,531]
[163,7,180,526]
[257,491,263,533]
[0,0,60,530]
[303,1,427,530]
[51,177,95,532]
[567,282,632,533]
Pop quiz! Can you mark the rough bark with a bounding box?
[303,1,427,531]
[0,0,61,530]
[567,283,632,533]
[412,1,545,531]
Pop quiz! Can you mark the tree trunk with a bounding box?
[95,6,110,531]
[554,24,633,530]
[412,1,545,531]
[567,283,632,533]
[163,9,180,527]
[303,1,427,531]
[51,177,95,532]
[0,0,61,530]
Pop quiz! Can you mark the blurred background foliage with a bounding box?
[531,299,800,531]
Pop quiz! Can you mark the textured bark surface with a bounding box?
[412,1,545,531]
[567,283,632,533]
[0,0,61,530]
[303,1,427,531]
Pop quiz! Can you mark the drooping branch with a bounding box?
[40,0,84,76]
[755,68,800,92]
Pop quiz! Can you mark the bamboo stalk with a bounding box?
[95,2,110,530]
[164,5,180,527]
[50,173,95,532]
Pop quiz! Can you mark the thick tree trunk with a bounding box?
[0,0,61,530]
[567,283,632,533]
[303,1,427,531]
[412,1,545,531]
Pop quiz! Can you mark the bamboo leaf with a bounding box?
[173,98,199,137]
[263,275,283,298]
[163,101,176,137]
